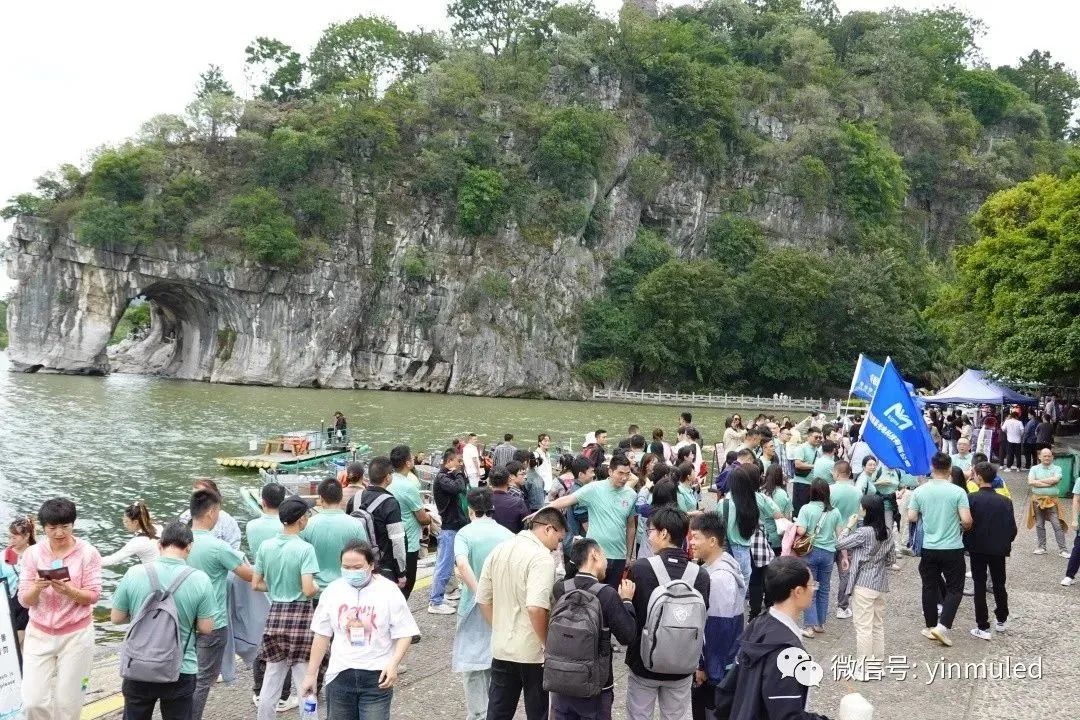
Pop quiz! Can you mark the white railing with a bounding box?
[591,387,838,414]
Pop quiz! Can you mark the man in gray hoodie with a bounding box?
[689,514,745,720]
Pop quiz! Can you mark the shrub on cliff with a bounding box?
[225,189,301,265]
[457,167,507,236]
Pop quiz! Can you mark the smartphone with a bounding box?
[38,566,71,581]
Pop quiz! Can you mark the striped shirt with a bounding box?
[835,526,895,595]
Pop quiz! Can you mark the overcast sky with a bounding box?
[2,0,1077,296]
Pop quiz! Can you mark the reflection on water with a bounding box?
[0,351,765,636]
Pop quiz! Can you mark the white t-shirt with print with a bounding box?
[310,574,421,685]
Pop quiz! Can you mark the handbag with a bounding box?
[792,508,828,557]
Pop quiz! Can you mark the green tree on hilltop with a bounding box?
[308,16,404,94]
[997,50,1080,139]
[447,0,556,58]
[245,38,305,101]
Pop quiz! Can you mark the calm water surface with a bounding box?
[0,351,758,632]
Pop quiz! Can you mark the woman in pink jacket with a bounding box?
[18,498,102,720]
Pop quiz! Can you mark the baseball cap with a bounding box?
[279,495,313,525]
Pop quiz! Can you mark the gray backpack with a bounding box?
[351,493,390,563]
[639,555,706,675]
[119,564,195,683]
[543,579,607,698]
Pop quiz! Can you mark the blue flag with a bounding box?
[849,354,923,407]
[863,357,935,475]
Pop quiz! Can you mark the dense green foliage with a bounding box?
[4,0,1079,391]
[929,172,1080,384]
[0,299,7,350]
[110,303,151,345]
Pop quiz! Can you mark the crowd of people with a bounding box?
[1,405,1075,720]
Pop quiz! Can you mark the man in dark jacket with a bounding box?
[430,448,470,615]
[549,538,637,720]
[356,456,408,588]
[964,461,1017,640]
[625,507,711,720]
[725,556,831,720]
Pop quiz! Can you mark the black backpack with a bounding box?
[543,579,607,698]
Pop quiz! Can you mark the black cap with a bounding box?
[279,495,313,525]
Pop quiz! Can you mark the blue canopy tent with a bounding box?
[923,369,1038,405]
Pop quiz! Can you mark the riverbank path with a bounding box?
[82,468,1080,719]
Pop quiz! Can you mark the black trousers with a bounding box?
[552,689,614,720]
[123,673,196,720]
[791,482,812,516]
[691,679,717,720]
[1022,442,1036,469]
[747,546,782,620]
[604,559,626,590]
[488,658,548,720]
[1003,442,1021,469]
[403,550,420,599]
[969,552,1008,630]
[919,548,966,629]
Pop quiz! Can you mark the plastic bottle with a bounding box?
[838,692,874,720]
[300,695,318,720]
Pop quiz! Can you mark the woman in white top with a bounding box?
[723,415,747,452]
[100,500,161,566]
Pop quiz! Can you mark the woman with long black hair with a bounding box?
[836,495,896,678]
[745,464,793,619]
[719,465,782,588]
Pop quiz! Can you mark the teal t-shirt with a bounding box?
[254,533,320,602]
[831,482,862,528]
[762,488,792,547]
[908,480,970,551]
[389,472,424,553]
[300,509,369,588]
[795,501,843,552]
[855,471,876,495]
[453,517,513,617]
[1030,464,1063,496]
[793,444,819,485]
[246,514,283,557]
[188,529,245,629]
[574,480,638,560]
[812,455,836,484]
[720,494,780,547]
[677,484,699,513]
[950,453,973,472]
[112,557,214,675]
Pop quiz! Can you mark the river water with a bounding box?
[0,352,756,613]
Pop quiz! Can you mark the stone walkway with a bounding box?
[88,470,1080,719]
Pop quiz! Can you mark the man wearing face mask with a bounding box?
[302,540,420,718]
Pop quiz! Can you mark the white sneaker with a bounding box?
[427,602,456,615]
[995,621,1008,632]
[1061,577,1074,586]
[276,697,299,713]
[970,628,992,641]
[836,607,853,619]
[937,603,943,615]
[1061,551,1071,558]
[930,625,953,647]
[252,694,259,708]
[1034,547,1047,555]
[445,589,462,601]
[920,628,936,641]
[890,563,900,571]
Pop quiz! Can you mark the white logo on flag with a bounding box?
[883,403,913,431]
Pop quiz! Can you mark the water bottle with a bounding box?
[300,695,318,720]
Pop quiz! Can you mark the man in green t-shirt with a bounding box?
[253,496,319,720]
[908,452,972,648]
[246,482,286,558]
[111,522,215,720]
[547,454,638,589]
[301,478,369,590]
[811,440,837,485]
[830,461,862,619]
[1028,448,1067,555]
[388,445,432,599]
[186,490,254,720]
[791,428,822,514]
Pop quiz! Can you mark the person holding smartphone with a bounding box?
[18,498,102,720]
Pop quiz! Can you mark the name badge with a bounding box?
[348,625,368,647]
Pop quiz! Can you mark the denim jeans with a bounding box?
[326,668,393,720]
[430,528,458,605]
[729,544,752,588]
[803,547,834,628]
[192,626,228,720]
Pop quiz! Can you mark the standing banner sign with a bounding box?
[0,579,22,720]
